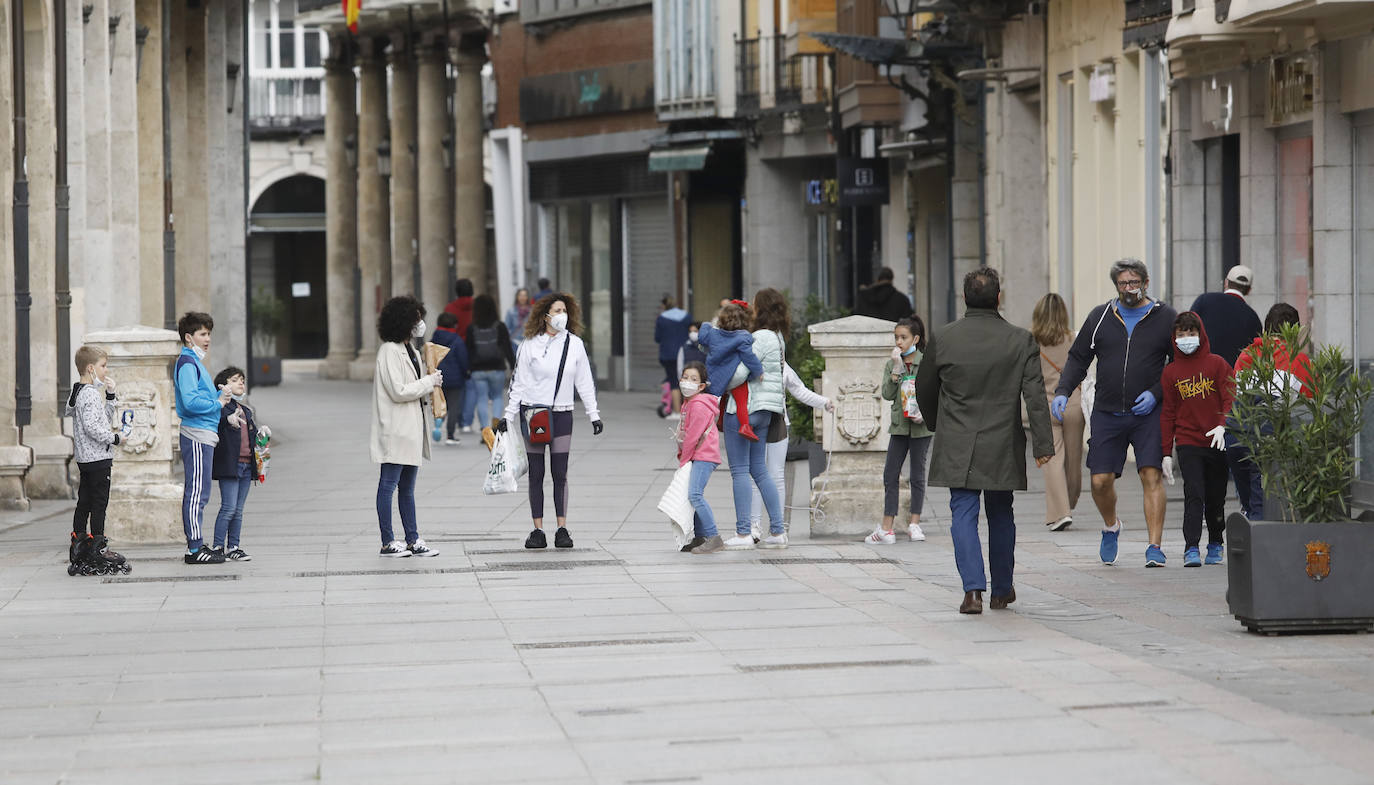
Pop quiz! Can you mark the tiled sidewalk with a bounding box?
[1,380,1371,784]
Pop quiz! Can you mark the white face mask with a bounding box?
[1176,336,1201,355]
[549,312,568,332]
[191,344,207,360]
[231,392,245,402]
[1121,287,1144,306]
[680,380,701,397]
[412,320,426,338]
[688,331,699,343]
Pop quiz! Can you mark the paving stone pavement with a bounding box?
[2,378,1372,785]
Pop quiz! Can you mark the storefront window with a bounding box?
[1278,135,1313,323]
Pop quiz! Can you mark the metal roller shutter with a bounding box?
[625,197,676,391]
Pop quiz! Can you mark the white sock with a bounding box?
[1103,521,1121,533]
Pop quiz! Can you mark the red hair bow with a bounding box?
[730,299,750,308]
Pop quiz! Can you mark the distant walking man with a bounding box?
[1052,259,1178,567]
[915,268,1054,614]
[854,267,915,322]
[1190,265,1262,367]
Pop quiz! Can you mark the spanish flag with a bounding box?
[343,0,360,32]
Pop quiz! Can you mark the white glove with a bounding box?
[1206,425,1226,451]
[890,346,903,366]
[429,370,443,388]
[1161,456,1175,485]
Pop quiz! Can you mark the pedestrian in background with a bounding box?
[1052,259,1177,568]
[865,316,932,545]
[1159,312,1234,567]
[532,278,554,302]
[430,313,470,445]
[505,287,532,352]
[916,268,1054,614]
[1190,265,1262,367]
[465,294,517,433]
[655,296,693,417]
[371,295,442,558]
[676,321,707,381]
[1031,293,1083,531]
[854,266,914,322]
[500,293,603,550]
[444,279,477,433]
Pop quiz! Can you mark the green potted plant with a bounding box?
[251,287,286,386]
[1226,322,1374,634]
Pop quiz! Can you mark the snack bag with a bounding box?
[254,426,272,483]
[900,374,923,423]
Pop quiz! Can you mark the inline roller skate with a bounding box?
[68,535,132,576]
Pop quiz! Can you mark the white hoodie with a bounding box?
[504,331,600,423]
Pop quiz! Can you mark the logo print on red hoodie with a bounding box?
[1174,373,1217,400]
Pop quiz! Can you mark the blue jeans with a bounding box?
[464,369,506,430]
[949,488,1016,595]
[724,409,782,536]
[213,461,254,550]
[376,463,419,545]
[179,435,215,551]
[688,460,718,538]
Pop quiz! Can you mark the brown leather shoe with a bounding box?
[959,591,983,614]
[990,587,1017,610]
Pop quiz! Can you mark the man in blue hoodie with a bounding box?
[175,312,231,564]
[1052,259,1177,568]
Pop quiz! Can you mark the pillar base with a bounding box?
[0,445,33,511]
[348,355,376,381]
[810,452,910,537]
[106,481,186,544]
[323,351,355,380]
[23,435,74,500]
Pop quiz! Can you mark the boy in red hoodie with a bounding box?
[1160,312,1235,567]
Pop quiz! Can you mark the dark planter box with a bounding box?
[254,356,283,387]
[1226,513,1374,634]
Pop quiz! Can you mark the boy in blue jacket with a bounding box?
[431,312,471,444]
[175,311,231,564]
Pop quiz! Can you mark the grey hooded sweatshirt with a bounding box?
[65,383,120,464]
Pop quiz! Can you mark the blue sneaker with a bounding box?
[1205,543,1224,565]
[1100,522,1121,565]
[1183,547,1201,567]
[1145,545,1167,567]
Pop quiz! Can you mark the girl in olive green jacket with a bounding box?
[866,316,933,545]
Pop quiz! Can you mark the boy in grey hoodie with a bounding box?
[66,346,123,567]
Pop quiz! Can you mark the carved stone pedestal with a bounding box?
[808,315,905,537]
[84,327,186,544]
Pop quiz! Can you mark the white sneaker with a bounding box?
[461,425,473,434]
[908,523,926,541]
[379,541,411,557]
[723,535,755,550]
[760,533,788,549]
[665,412,682,421]
[1048,516,1072,531]
[865,528,896,545]
[445,438,462,446]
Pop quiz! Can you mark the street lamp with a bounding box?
[226,62,240,113]
[135,24,149,81]
[344,133,358,168]
[108,14,120,73]
[441,133,454,170]
[377,138,392,178]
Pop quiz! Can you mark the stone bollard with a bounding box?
[83,327,186,543]
[808,315,900,537]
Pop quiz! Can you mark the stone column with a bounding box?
[64,0,88,352]
[83,0,115,330]
[808,315,902,537]
[452,43,487,292]
[416,40,451,318]
[351,41,391,380]
[85,327,185,543]
[323,43,359,379]
[389,40,419,299]
[211,0,247,372]
[0,0,33,508]
[136,0,166,327]
[176,0,210,312]
[109,0,142,324]
[23,12,76,499]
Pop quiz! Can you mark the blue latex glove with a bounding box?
[1132,390,1157,416]
[1051,395,1068,422]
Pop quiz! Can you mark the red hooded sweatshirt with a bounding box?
[1160,314,1235,454]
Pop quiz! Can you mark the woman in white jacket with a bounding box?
[748,364,834,541]
[499,293,603,549]
[371,296,444,558]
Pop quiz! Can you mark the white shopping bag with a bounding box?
[506,429,528,480]
[483,432,522,495]
[656,463,697,547]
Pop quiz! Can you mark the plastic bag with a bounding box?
[656,463,696,547]
[483,432,526,495]
[899,374,923,422]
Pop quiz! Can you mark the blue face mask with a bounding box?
[902,344,918,357]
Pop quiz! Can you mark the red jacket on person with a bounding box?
[444,296,474,338]
[1161,315,1235,455]
[1235,335,1315,399]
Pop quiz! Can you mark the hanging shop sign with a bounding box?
[803,178,839,211]
[519,61,655,124]
[1267,54,1314,127]
[836,158,889,207]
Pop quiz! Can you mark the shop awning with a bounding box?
[648,145,711,172]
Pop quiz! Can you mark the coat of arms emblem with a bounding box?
[114,386,160,455]
[835,379,882,446]
[1304,540,1331,582]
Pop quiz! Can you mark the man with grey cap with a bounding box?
[1189,265,1263,367]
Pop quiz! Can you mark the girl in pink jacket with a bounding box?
[677,362,725,553]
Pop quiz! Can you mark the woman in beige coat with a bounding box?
[1032,293,1084,531]
[371,295,444,557]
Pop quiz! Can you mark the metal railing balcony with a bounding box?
[736,35,832,117]
[249,70,326,133]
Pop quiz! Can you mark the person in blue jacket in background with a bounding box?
[430,312,471,445]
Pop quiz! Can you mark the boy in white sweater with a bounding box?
[65,346,125,572]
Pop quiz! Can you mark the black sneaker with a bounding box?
[379,541,412,557]
[407,539,439,557]
[226,548,252,561]
[185,547,226,565]
[554,528,573,549]
[680,536,706,553]
[525,529,547,549]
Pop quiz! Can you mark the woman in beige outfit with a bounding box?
[370,295,444,557]
[1032,293,1084,530]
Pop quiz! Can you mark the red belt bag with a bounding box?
[521,334,571,446]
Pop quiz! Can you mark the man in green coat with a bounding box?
[915,268,1055,614]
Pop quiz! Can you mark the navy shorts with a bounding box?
[1086,408,1164,477]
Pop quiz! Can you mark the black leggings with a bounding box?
[522,408,574,520]
[74,459,113,536]
[1177,444,1227,548]
[883,435,931,517]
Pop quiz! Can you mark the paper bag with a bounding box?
[423,342,451,419]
